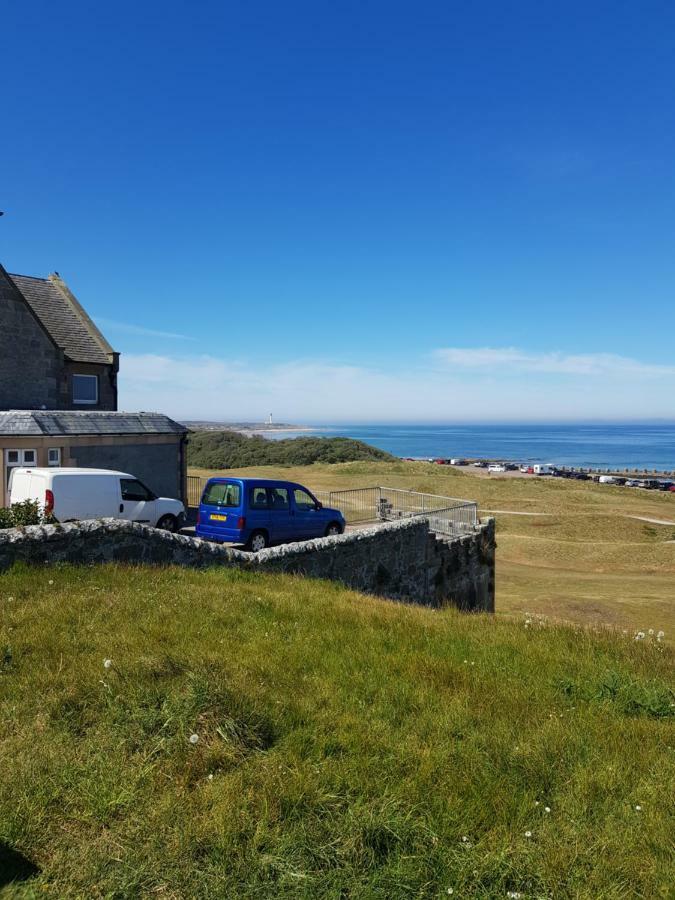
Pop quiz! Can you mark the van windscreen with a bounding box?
[202,482,241,508]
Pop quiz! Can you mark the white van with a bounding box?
[598,475,617,485]
[532,464,553,476]
[8,468,185,531]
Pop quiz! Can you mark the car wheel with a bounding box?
[248,530,268,552]
[156,514,178,532]
[325,522,343,537]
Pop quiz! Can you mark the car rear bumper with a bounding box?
[195,523,247,544]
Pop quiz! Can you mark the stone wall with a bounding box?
[0,517,495,611]
[0,269,62,410]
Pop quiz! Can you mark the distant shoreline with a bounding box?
[181,421,318,435]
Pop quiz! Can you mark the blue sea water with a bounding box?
[265,423,675,471]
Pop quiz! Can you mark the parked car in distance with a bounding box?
[8,467,185,530]
[505,463,519,471]
[532,464,553,476]
[473,461,488,468]
[196,477,345,551]
[669,485,675,493]
[598,475,617,484]
[450,458,467,466]
[625,479,640,487]
[488,464,507,473]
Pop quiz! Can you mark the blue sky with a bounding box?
[2,0,675,421]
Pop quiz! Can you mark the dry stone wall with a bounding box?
[0,517,495,612]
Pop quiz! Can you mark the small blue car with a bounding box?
[195,477,345,551]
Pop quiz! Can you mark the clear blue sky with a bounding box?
[2,1,674,421]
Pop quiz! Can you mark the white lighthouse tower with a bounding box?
[267,412,273,426]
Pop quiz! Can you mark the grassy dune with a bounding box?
[1,564,673,897]
[190,460,675,633]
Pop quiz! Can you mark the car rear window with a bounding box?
[202,482,241,508]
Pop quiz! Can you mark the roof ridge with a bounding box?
[6,272,49,281]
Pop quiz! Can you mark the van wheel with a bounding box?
[247,530,268,552]
[325,522,343,537]
[156,515,178,532]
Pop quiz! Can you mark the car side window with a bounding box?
[269,488,289,510]
[293,488,316,510]
[121,479,153,501]
[250,486,269,509]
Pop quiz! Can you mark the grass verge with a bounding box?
[1,564,673,897]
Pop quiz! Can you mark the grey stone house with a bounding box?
[0,263,188,506]
[0,264,119,411]
[0,411,188,508]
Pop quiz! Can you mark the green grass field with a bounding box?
[190,460,675,633]
[1,564,673,897]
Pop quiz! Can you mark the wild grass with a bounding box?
[190,460,675,632]
[1,564,674,897]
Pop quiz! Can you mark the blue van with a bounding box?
[195,477,346,551]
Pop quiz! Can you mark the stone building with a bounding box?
[0,264,119,411]
[0,411,188,508]
[0,263,188,505]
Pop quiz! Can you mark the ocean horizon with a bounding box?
[260,422,675,471]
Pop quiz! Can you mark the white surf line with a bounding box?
[480,509,553,516]
[625,515,675,526]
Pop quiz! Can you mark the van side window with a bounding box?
[250,487,269,509]
[293,488,315,510]
[269,488,289,510]
[121,479,154,501]
[202,482,241,508]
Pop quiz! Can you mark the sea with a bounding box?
[262,423,675,472]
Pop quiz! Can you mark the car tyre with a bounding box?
[156,514,178,532]
[325,522,343,537]
[247,530,269,552]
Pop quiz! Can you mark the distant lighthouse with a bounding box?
[267,412,273,426]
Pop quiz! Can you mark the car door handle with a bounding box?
[120,503,124,513]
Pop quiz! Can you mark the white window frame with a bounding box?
[72,374,99,405]
[21,449,37,466]
[48,448,61,467]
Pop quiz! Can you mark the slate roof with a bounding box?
[0,411,187,437]
[8,273,113,365]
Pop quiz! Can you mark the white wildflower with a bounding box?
[534,800,539,806]
[447,890,454,896]
[462,835,469,842]
[648,629,654,635]
[635,804,642,811]
[507,893,522,899]
[657,630,665,641]
[524,830,532,838]
[103,658,112,669]
[48,579,54,585]
[544,806,551,813]
[189,733,199,744]
[634,631,645,641]
[208,773,214,781]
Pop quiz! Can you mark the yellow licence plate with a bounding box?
[210,513,228,521]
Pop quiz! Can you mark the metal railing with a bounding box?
[185,477,478,536]
[327,486,478,534]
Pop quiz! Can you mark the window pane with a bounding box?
[269,488,289,510]
[72,375,98,403]
[120,479,152,501]
[294,489,315,510]
[250,487,269,509]
[22,450,36,465]
[6,450,19,465]
[202,482,241,508]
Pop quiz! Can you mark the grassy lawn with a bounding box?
[190,461,675,633]
[1,564,673,897]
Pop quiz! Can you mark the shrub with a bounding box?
[187,430,393,469]
[0,499,52,529]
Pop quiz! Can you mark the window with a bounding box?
[4,449,37,488]
[201,481,241,508]
[250,486,269,509]
[48,448,61,467]
[120,479,155,501]
[293,488,316,510]
[72,374,98,404]
[269,487,289,510]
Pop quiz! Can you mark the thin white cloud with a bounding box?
[434,347,675,378]
[95,317,195,341]
[118,350,675,422]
